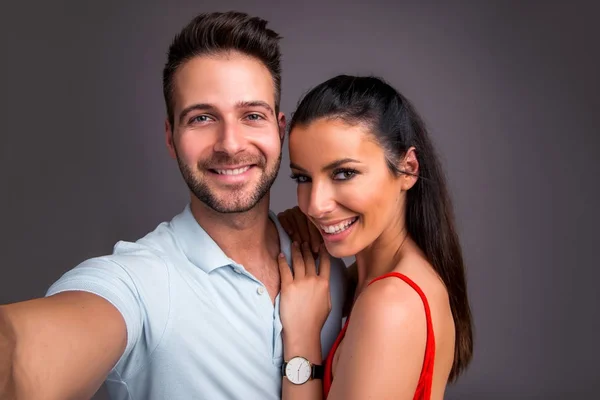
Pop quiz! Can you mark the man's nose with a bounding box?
[213,121,247,155]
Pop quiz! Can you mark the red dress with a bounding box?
[323,272,436,399]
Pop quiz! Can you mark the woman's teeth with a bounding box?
[320,217,358,234]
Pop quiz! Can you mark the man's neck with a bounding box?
[189,195,280,268]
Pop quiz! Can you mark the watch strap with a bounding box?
[311,363,324,380]
[281,361,286,377]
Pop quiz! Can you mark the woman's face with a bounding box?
[289,118,408,258]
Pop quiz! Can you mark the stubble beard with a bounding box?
[176,150,282,214]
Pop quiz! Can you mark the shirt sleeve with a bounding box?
[45,246,171,377]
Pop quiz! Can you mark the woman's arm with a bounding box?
[278,242,331,400]
[281,331,324,400]
[327,277,428,400]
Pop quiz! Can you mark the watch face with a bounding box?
[285,357,312,384]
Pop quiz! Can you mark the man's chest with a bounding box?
[167,267,285,362]
[164,258,345,365]
[133,284,284,399]
[244,260,281,303]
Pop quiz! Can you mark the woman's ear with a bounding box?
[399,146,419,191]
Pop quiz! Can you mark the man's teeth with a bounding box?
[321,218,357,234]
[215,166,251,175]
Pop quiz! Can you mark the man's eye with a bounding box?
[246,114,263,121]
[190,115,212,124]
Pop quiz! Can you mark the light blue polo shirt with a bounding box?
[46,204,347,400]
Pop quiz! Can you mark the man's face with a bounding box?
[166,52,285,213]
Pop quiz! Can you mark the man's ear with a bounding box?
[399,146,419,191]
[165,118,177,159]
[278,112,286,144]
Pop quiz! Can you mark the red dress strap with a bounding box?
[323,272,436,399]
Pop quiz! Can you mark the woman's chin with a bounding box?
[323,242,355,260]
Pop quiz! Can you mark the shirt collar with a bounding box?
[170,204,292,273]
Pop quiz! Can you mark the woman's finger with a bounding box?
[277,211,293,237]
[291,207,311,246]
[278,252,293,287]
[317,244,331,281]
[302,242,317,276]
[308,220,323,254]
[291,242,305,278]
[283,208,303,243]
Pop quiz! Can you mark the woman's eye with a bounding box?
[333,170,356,180]
[290,174,310,183]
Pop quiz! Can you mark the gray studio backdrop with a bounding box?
[1,1,598,399]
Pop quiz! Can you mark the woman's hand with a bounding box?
[279,242,331,354]
[278,207,323,254]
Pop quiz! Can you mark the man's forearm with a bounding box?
[0,306,17,400]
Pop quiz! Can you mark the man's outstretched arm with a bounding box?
[0,291,127,400]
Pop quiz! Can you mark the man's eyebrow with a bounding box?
[178,103,215,125]
[290,158,361,173]
[236,100,274,116]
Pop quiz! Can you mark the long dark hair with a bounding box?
[289,75,473,381]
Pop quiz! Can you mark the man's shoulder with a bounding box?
[52,219,181,288]
[110,218,182,265]
[328,255,347,275]
[324,254,348,299]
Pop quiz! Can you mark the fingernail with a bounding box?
[292,241,299,247]
[279,253,285,258]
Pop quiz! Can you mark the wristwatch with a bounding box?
[282,356,324,385]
